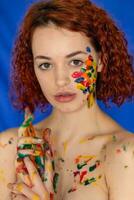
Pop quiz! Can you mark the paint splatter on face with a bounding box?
[71,46,97,108]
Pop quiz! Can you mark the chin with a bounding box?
[53,101,87,113]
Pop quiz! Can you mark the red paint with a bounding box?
[73,171,80,177]
[116,149,121,153]
[72,71,83,78]
[80,170,87,182]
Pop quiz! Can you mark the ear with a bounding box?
[97,53,103,72]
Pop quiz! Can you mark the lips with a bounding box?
[54,92,77,103]
[55,92,76,97]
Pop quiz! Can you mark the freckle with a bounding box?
[124,165,128,168]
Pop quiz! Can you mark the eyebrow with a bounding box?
[34,51,88,61]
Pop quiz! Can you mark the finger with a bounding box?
[23,157,49,198]
[44,156,54,194]
[15,158,32,187]
[10,192,28,200]
[17,137,44,146]
[9,183,40,200]
[42,128,51,143]
[18,149,44,157]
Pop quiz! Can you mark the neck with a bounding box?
[48,101,107,143]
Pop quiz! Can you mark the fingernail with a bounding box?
[24,156,29,160]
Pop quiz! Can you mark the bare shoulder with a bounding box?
[0,127,19,150]
[104,130,134,200]
[0,128,19,199]
[0,127,18,161]
[105,130,134,152]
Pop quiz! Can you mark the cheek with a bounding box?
[71,55,97,94]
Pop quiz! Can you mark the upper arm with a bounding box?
[105,135,134,200]
[0,128,18,199]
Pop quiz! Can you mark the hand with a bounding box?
[8,156,51,200]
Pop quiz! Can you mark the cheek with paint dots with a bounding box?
[71,46,97,108]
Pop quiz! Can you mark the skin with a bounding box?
[0,23,134,200]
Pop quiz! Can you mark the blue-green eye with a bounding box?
[70,59,84,67]
[38,63,52,70]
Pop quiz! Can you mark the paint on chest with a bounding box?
[53,152,103,195]
[67,154,103,193]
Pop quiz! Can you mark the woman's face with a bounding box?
[32,24,101,113]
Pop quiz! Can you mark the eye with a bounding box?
[38,63,52,70]
[70,59,84,67]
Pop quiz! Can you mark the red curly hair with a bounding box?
[9,0,134,113]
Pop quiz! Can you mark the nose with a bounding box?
[55,68,71,87]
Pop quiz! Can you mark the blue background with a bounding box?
[0,0,133,132]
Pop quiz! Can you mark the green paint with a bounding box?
[80,68,86,72]
[89,164,96,172]
[112,135,117,142]
[18,143,34,150]
[52,160,55,170]
[35,156,44,168]
[44,177,48,182]
[77,162,87,170]
[58,157,65,163]
[18,153,28,158]
[21,116,33,127]
[53,173,59,193]
[82,177,96,185]
[122,144,127,151]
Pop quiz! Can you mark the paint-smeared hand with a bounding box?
[7,128,55,200]
[7,156,50,200]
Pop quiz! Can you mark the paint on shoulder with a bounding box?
[0,128,18,149]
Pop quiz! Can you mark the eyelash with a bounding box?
[38,59,84,70]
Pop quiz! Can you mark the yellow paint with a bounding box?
[63,141,68,153]
[0,142,7,148]
[75,155,96,164]
[32,194,40,200]
[87,93,94,108]
[34,150,41,156]
[46,161,53,172]
[24,138,32,143]
[18,172,32,186]
[76,83,86,90]
[79,136,95,144]
[0,169,6,182]
[16,183,23,192]
[31,170,37,181]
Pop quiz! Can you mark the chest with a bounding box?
[53,138,109,200]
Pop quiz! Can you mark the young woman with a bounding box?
[0,0,134,199]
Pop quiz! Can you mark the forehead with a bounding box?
[31,25,92,56]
